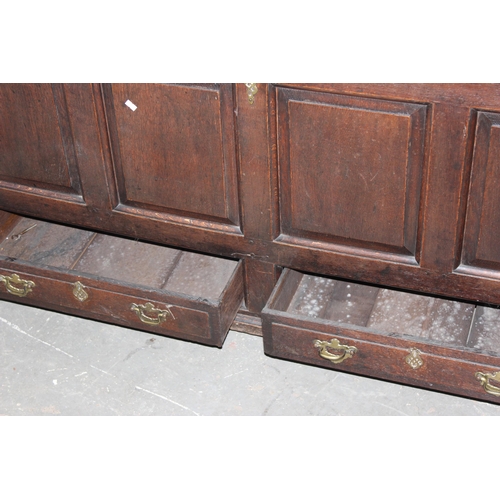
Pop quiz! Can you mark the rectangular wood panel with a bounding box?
[0,84,82,194]
[460,111,500,275]
[277,87,427,259]
[102,83,240,227]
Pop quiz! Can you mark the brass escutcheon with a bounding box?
[131,302,174,326]
[245,83,258,104]
[405,348,424,370]
[314,338,357,364]
[0,273,35,297]
[475,371,500,396]
[72,281,89,302]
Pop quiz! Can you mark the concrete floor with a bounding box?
[1,299,500,416]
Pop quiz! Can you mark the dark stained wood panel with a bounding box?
[102,84,240,226]
[460,111,500,274]
[277,88,427,257]
[277,84,500,109]
[0,84,81,193]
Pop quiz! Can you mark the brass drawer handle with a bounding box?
[475,371,500,396]
[314,338,357,364]
[0,273,36,297]
[131,302,174,326]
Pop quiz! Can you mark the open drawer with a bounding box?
[262,269,500,403]
[0,214,243,347]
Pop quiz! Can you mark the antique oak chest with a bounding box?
[1,83,500,403]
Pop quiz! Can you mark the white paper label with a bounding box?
[125,99,137,111]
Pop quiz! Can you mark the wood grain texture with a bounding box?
[460,112,500,274]
[0,84,73,189]
[0,84,111,221]
[0,266,214,343]
[74,233,181,288]
[102,84,240,225]
[217,260,245,347]
[0,218,94,268]
[243,259,279,313]
[237,82,276,240]
[164,251,239,301]
[264,322,500,404]
[231,309,263,336]
[367,289,474,347]
[236,83,278,313]
[277,88,427,255]
[276,84,500,109]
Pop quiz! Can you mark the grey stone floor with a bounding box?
[1,299,500,416]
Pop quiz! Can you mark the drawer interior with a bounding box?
[0,215,240,303]
[268,269,500,354]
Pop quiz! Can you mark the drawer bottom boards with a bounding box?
[0,214,243,347]
[262,269,500,404]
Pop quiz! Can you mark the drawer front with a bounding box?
[264,320,500,403]
[0,268,217,345]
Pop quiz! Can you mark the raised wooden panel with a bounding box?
[102,84,240,228]
[0,84,82,197]
[460,111,500,274]
[277,87,428,261]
